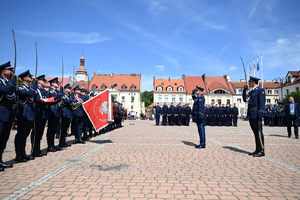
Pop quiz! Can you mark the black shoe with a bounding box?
[47,141,56,152]
[253,151,265,157]
[248,151,257,155]
[64,142,71,147]
[39,150,47,156]
[288,135,291,138]
[32,151,43,157]
[53,146,62,151]
[77,137,85,144]
[0,167,4,171]
[195,145,205,149]
[0,161,13,168]
[15,148,27,162]
[22,148,34,160]
[296,136,299,139]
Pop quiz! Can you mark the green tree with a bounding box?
[142,90,153,107]
[283,90,300,103]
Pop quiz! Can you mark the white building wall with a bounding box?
[154,92,187,105]
[278,83,300,100]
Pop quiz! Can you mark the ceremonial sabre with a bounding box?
[12,29,17,72]
[240,57,247,83]
[31,41,38,154]
[35,42,38,77]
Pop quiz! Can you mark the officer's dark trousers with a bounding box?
[249,118,264,152]
[269,117,274,126]
[31,118,46,146]
[196,118,206,147]
[287,115,298,137]
[74,116,85,135]
[233,115,238,126]
[186,115,190,126]
[162,114,167,125]
[226,115,230,126]
[203,116,207,126]
[177,115,182,125]
[170,114,174,125]
[155,114,160,125]
[61,117,71,139]
[0,121,12,154]
[210,115,216,126]
[264,117,268,125]
[47,116,60,141]
[278,117,284,126]
[15,119,33,149]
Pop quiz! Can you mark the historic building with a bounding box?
[278,70,300,100]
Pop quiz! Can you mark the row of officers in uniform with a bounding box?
[153,102,239,127]
[0,61,124,172]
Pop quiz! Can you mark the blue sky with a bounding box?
[1,0,299,91]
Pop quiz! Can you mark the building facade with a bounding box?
[278,71,300,100]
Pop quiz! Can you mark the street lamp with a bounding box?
[273,77,286,101]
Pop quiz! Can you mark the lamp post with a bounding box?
[273,77,286,101]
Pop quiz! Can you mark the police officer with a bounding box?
[0,61,17,171]
[192,86,206,149]
[210,103,216,126]
[168,102,175,126]
[15,70,36,162]
[278,105,284,127]
[225,104,231,126]
[269,105,275,127]
[161,102,168,126]
[46,77,63,152]
[73,86,86,143]
[232,103,239,126]
[184,103,192,126]
[31,75,53,157]
[176,103,183,126]
[243,76,266,157]
[59,84,75,147]
[153,103,161,126]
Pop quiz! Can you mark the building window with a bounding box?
[286,89,289,94]
[189,99,192,104]
[179,97,183,103]
[161,82,164,85]
[217,99,222,105]
[158,97,162,102]
[267,99,271,103]
[274,90,278,94]
[121,96,125,102]
[174,83,177,85]
[275,99,278,103]
[157,86,162,92]
[92,86,96,91]
[296,87,299,91]
[237,89,242,94]
[172,97,175,103]
[165,97,168,102]
[131,96,134,102]
[227,99,230,104]
[122,87,125,91]
[131,87,135,91]
[211,99,215,104]
[102,86,105,90]
[267,90,272,95]
[288,76,291,83]
[237,98,241,103]
[178,87,184,92]
[214,90,226,94]
[167,87,172,92]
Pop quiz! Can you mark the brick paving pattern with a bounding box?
[1,120,300,200]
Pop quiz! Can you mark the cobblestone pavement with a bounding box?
[1,120,300,200]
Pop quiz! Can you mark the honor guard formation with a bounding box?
[0,61,124,172]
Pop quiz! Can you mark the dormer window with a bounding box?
[161,82,164,85]
[121,84,127,91]
[102,86,105,90]
[167,86,173,92]
[174,83,177,85]
[122,87,126,91]
[131,87,135,91]
[178,86,184,92]
[101,84,106,91]
[157,86,162,92]
[130,84,136,91]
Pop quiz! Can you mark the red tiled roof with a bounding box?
[154,78,185,93]
[73,81,88,90]
[205,77,232,94]
[231,81,281,89]
[288,71,300,77]
[184,76,207,94]
[88,74,141,91]
[45,77,71,90]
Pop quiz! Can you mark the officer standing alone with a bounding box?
[192,86,206,149]
[243,76,266,157]
[153,103,161,126]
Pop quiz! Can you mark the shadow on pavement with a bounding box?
[268,134,288,138]
[181,141,197,147]
[89,140,113,144]
[222,146,249,154]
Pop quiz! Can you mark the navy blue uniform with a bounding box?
[168,105,175,126]
[162,105,168,125]
[176,106,183,125]
[184,106,192,126]
[0,76,17,155]
[232,106,239,126]
[225,106,231,126]
[46,87,63,142]
[192,94,206,147]
[153,105,161,125]
[243,85,266,153]
[60,93,74,145]
[210,106,216,126]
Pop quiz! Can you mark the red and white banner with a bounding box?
[82,89,113,131]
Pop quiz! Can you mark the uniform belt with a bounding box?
[23,103,36,107]
[37,104,49,108]
[248,104,258,108]
[0,102,18,109]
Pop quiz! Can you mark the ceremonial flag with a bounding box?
[253,59,256,77]
[250,60,252,75]
[257,56,260,78]
[82,89,113,131]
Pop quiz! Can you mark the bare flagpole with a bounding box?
[261,54,263,88]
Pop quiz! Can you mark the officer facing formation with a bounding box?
[243,76,266,157]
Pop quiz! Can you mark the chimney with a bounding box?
[111,72,114,78]
[92,72,95,78]
[265,80,270,82]
[168,77,170,81]
[223,75,231,82]
[240,79,245,82]
[182,74,185,79]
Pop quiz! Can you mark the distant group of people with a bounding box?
[203,103,239,126]
[153,102,192,126]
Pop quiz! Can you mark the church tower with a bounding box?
[76,53,88,82]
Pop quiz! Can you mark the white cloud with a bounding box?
[230,66,238,71]
[18,31,113,44]
[155,65,165,71]
[275,38,289,45]
[97,70,101,73]
[148,0,167,14]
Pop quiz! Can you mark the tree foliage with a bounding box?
[142,90,153,107]
[283,90,300,103]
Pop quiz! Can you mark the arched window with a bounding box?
[167,86,173,92]
[178,86,184,92]
[214,90,226,94]
[157,86,162,92]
